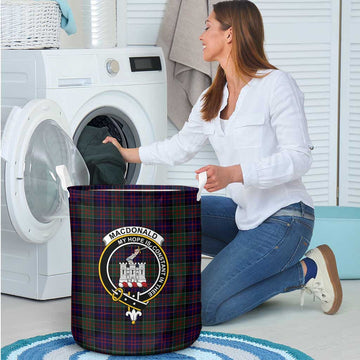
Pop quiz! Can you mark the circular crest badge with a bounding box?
[98,226,169,324]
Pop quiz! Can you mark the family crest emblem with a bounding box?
[98,226,169,324]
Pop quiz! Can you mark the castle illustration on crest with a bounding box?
[118,247,147,288]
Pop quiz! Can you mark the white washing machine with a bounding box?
[1,47,167,300]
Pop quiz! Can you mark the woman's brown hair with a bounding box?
[201,0,277,121]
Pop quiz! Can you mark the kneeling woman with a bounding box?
[103,0,342,325]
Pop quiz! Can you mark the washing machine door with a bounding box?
[2,99,90,244]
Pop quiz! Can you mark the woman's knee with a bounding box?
[201,312,218,326]
[201,295,218,326]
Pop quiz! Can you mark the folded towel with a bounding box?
[35,0,77,35]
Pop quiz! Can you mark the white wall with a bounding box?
[59,0,167,48]
[59,0,84,48]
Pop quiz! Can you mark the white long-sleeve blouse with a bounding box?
[139,69,314,230]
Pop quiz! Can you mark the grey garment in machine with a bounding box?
[77,126,126,185]
[157,0,218,130]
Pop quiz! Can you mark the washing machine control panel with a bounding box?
[106,59,120,76]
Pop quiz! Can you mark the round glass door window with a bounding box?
[24,120,89,223]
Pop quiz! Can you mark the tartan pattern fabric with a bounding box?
[68,185,202,355]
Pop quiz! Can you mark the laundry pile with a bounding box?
[77,125,126,185]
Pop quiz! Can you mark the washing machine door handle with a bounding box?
[2,99,90,244]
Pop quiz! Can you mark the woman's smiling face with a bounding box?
[199,11,230,62]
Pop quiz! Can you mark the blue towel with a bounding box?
[53,0,77,35]
[35,0,77,35]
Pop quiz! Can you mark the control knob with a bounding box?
[106,59,119,76]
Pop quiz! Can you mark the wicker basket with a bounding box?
[1,0,61,49]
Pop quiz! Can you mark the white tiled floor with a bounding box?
[1,266,360,360]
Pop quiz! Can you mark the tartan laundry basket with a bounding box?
[68,184,202,355]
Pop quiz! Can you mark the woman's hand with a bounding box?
[195,164,243,192]
[102,136,141,163]
[103,136,122,152]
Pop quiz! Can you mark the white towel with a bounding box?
[157,0,218,130]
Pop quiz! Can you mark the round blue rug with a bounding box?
[1,331,313,360]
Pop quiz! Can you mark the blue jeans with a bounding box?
[201,196,314,325]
